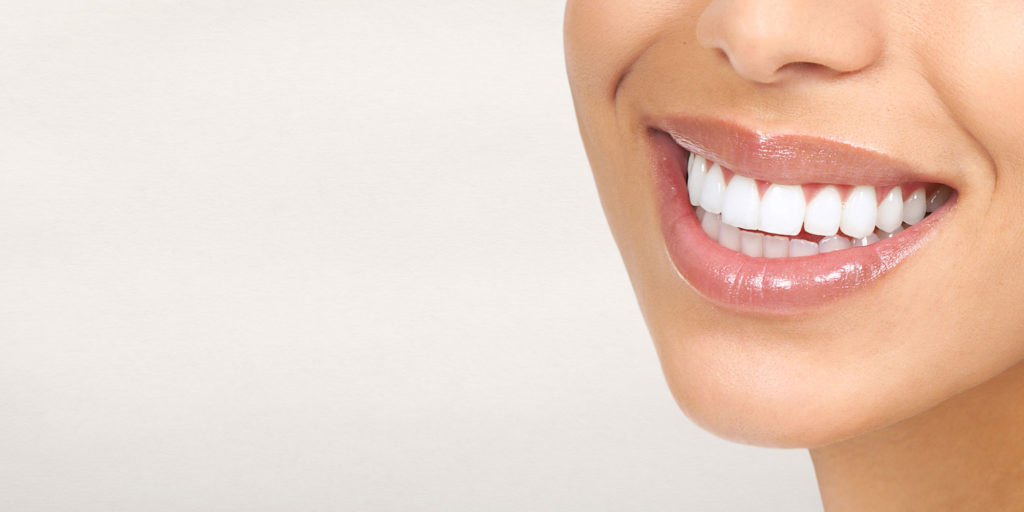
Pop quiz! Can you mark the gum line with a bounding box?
[687,151,954,257]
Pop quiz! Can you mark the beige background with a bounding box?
[0,1,821,510]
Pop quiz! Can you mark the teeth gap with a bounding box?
[685,151,952,258]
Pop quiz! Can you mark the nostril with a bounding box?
[776,61,843,80]
[695,0,884,85]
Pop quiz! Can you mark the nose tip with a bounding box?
[696,0,884,84]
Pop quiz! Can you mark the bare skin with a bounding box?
[812,361,1024,511]
[565,1,1024,509]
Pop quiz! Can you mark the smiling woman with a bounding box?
[566,1,1024,510]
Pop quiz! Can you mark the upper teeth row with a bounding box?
[686,154,952,239]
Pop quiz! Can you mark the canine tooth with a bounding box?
[852,233,881,247]
[763,235,790,258]
[902,187,926,225]
[926,186,952,212]
[876,187,903,232]
[701,211,721,239]
[740,231,764,257]
[840,186,878,239]
[789,239,819,257]
[804,186,842,236]
[695,206,706,222]
[687,154,708,206]
[819,235,852,253]
[699,163,726,214]
[721,175,760,230]
[759,184,806,236]
[718,223,741,251]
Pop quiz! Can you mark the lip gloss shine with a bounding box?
[650,121,953,315]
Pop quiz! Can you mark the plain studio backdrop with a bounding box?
[0,1,822,511]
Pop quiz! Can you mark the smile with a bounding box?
[651,117,957,314]
[688,152,952,257]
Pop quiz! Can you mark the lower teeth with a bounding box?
[682,150,953,257]
[697,207,911,258]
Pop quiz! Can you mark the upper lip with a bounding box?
[654,116,947,187]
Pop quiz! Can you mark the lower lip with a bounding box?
[651,132,952,315]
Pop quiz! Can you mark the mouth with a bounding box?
[650,117,957,314]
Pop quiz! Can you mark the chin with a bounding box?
[566,0,1024,451]
[654,339,892,448]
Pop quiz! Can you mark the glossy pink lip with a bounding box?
[650,120,955,315]
[660,117,941,187]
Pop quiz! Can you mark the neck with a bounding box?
[810,362,1024,511]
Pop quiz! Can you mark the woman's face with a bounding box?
[565,1,1024,447]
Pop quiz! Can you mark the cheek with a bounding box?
[917,4,1024,170]
[918,3,1024,348]
[565,0,699,268]
[565,1,687,101]
[565,2,681,272]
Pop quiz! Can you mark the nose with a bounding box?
[696,0,884,84]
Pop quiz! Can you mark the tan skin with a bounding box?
[565,1,1024,509]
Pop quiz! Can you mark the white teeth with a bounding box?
[721,175,760,230]
[763,235,789,258]
[701,211,721,239]
[699,163,726,214]
[902,187,926,225]
[718,223,741,251]
[876,225,903,239]
[687,154,708,206]
[759,184,806,236]
[819,235,852,253]
[686,155,948,257]
[926,186,952,212]
[840,186,878,239]
[876,187,903,233]
[851,233,880,247]
[740,231,764,257]
[803,186,842,236]
[789,239,819,257]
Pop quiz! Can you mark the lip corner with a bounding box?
[650,123,952,315]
